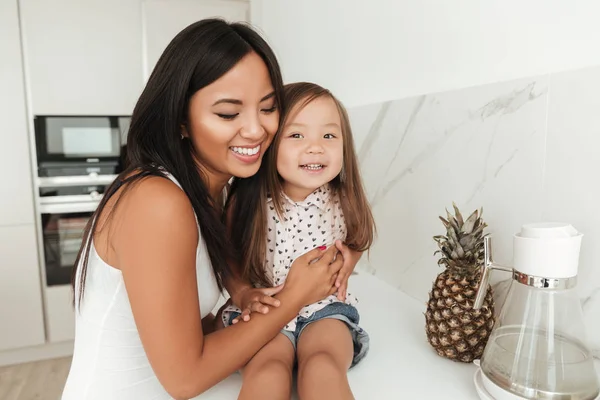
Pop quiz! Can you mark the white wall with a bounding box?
[142,0,249,80]
[343,64,600,357]
[251,0,600,108]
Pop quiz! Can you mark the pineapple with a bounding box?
[425,203,495,363]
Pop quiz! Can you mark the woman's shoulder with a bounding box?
[94,170,198,272]
[119,173,195,227]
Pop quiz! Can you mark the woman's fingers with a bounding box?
[327,253,344,275]
[282,245,347,306]
[330,272,339,286]
[320,245,339,264]
[302,245,328,264]
[304,245,338,268]
[328,285,339,297]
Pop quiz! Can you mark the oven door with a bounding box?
[39,199,98,287]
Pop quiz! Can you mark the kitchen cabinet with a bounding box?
[0,0,45,353]
[19,0,144,115]
[142,0,249,80]
[0,0,36,226]
[0,225,45,351]
[45,285,75,343]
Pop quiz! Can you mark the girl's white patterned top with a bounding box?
[221,184,358,331]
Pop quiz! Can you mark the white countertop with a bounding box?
[201,271,600,399]
[201,271,484,399]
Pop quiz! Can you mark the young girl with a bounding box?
[222,82,376,399]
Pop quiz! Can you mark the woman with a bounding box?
[61,19,354,399]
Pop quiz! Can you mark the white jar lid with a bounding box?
[513,223,582,279]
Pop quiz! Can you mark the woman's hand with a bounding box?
[334,240,363,301]
[282,245,344,306]
[230,285,284,324]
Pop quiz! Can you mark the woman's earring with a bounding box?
[180,122,188,140]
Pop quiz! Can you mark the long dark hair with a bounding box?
[228,82,376,287]
[72,19,284,305]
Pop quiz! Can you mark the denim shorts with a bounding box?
[227,302,370,368]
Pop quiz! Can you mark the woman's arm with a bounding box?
[115,178,341,399]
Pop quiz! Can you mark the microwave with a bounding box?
[34,115,129,179]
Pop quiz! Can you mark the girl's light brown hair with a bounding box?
[227,82,376,287]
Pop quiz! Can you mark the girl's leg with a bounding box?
[239,333,295,400]
[296,319,354,400]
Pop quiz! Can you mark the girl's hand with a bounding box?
[208,299,232,333]
[231,285,284,324]
[334,240,363,301]
[283,245,344,306]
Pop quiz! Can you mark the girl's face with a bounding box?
[277,96,344,201]
[184,52,279,187]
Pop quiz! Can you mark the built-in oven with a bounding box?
[34,116,129,286]
[32,115,129,342]
[38,185,108,286]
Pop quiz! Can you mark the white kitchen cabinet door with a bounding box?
[0,225,45,351]
[142,0,249,80]
[0,0,36,227]
[44,285,75,343]
[19,0,143,115]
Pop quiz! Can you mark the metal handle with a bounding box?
[38,200,100,214]
[473,236,513,309]
[37,174,117,188]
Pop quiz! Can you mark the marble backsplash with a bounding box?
[347,65,600,357]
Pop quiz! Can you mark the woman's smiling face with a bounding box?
[184,51,280,184]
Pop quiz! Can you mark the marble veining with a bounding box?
[347,65,600,357]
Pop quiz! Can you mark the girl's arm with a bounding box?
[222,264,252,308]
[224,270,283,322]
[115,177,342,399]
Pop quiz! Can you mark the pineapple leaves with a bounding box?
[470,221,488,238]
[439,216,450,229]
[447,226,461,246]
[446,209,461,232]
[434,203,488,273]
[461,209,479,233]
[452,202,464,225]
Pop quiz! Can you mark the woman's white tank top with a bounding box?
[61,172,221,399]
